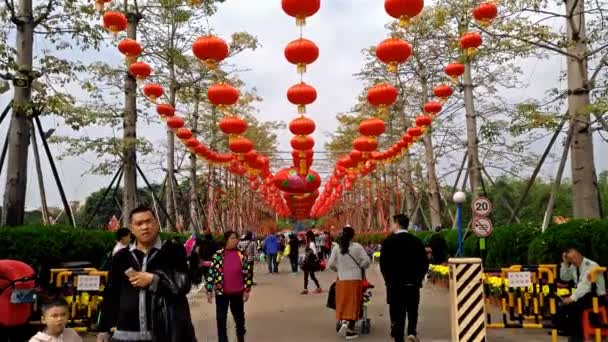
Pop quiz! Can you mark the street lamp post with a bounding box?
[453,191,467,257]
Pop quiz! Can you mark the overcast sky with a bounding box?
[0,0,606,211]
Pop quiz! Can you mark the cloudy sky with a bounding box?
[0,0,606,211]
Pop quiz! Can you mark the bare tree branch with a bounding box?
[34,0,55,26]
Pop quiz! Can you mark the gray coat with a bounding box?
[328,242,371,281]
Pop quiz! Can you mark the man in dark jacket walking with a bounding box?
[97,206,196,342]
[380,214,429,342]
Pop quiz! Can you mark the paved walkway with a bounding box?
[186,261,565,342]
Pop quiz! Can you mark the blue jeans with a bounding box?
[267,253,278,273]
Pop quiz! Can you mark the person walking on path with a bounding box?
[380,214,429,342]
[263,234,280,273]
[288,233,300,273]
[301,230,322,294]
[328,226,371,340]
[97,206,196,342]
[206,231,254,342]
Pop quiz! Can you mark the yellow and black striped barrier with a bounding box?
[448,257,487,342]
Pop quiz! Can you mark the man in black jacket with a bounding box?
[380,214,429,342]
[97,206,196,342]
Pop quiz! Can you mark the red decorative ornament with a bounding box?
[415,114,432,127]
[433,84,453,102]
[281,0,320,26]
[445,63,465,82]
[402,134,413,145]
[423,101,442,115]
[287,83,317,113]
[143,84,164,102]
[289,117,316,136]
[175,128,193,140]
[192,36,229,69]
[219,116,248,135]
[118,39,142,64]
[229,137,254,154]
[244,150,258,164]
[290,135,315,150]
[407,126,423,137]
[367,83,398,109]
[184,137,200,149]
[102,12,128,36]
[459,32,483,56]
[384,0,424,27]
[208,83,240,107]
[353,136,378,153]
[376,38,412,73]
[285,38,319,74]
[156,104,175,117]
[473,2,498,27]
[167,116,185,130]
[128,62,152,80]
[359,118,386,136]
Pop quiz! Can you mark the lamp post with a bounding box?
[453,191,467,257]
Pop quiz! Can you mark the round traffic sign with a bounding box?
[472,216,493,238]
[472,197,492,216]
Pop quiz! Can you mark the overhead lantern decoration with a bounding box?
[102,12,128,36]
[285,38,319,74]
[128,61,152,81]
[353,136,378,153]
[415,114,433,128]
[156,103,175,118]
[433,84,453,103]
[207,83,240,111]
[423,101,442,116]
[367,83,398,117]
[192,35,229,69]
[281,0,321,26]
[473,2,498,27]
[444,62,465,83]
[175,128,193,140]
[384,0,425,27]
[291,135,315,151]
[289,116,316,136]
[143,83,164,102]
[228,137,254,155]
[359,118,386,137]
[117,38,142,65]
[219,116,248,136]
[166,116,185,130]
[459,32,483,56]
[95,0,112,11]
[287,82,317,114]
[376,38,412,73]
[407,126,423,138]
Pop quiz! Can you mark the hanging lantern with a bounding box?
[117,38,142,65]
[384,0,424,27]
[156,104,175,117]
[208,83,240,107]
[290,135,315,150]
[415,114,433,127]
[376,38,412,73]
[184,137,200,149]
[445,63,465,83]
[433,84,453,103]
[102,12,128,36]
[192,35,229,69]
[289,116,316,136]
[406,126,423,137]
[219,116,248,135]
[473,2,498,27]
[285,38,319,74]
[359,118,386,137]
[229,137,254,154]
[402,133,414,146]
[175,128,193,140]
[287,82,317,114]
[95,0,112,11]
[353,136,378,153]
[459,32,483,56]
[143,83,164,102]
[281,0,320,26]
[128,61,152,81]
[423,101,442,115]
[367,83,398,116]
[167,116,185,130]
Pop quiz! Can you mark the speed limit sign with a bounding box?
[472,197,492,217]
[472,216,494,237]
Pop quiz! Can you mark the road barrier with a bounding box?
[585,266,607,342]
[448,257,487,342]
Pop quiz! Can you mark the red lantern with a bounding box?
[459,32,483,56]
[407,126,423,137]
[219,116,248,135]
[349,150,363,164]
[167,116,185,129]
[244,150,258,164]
[445,63,465,82]
[473,2,498,27]
[376,38,412,73]
[208,83,240,107]
[353,136,378,153]
[289,117,316,136]
[433,84,453,102]
[175,128,193,140]
[229,137,253,154]
[102,12,128,36]
[359,118,386,136]
[367,83,398,108]
[287,83,317,113]
[402,134,413,145]
[192,36,229,69]
[118,39,142,64]
[184,137,200,149]
[281,0,320,26]
[291,149,314,160]
[143,84,164,102]
[291,135,315,150]
[285,38,319,74]
[415,115,432,127]
[129,62,152,80]
[384,0,424,27]
[156,104,175,117]
[423,101,442,115]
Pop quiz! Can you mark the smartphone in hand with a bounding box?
[124,267,137,277]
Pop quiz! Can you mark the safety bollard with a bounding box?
[448,258,487,342]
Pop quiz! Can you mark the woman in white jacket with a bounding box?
[328,226,371,340]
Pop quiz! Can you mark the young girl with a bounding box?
[300,230,322,294]
[30,297,82,342]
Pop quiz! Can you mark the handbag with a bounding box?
[326,281,337,310]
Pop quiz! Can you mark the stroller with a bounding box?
[330,281,374,335]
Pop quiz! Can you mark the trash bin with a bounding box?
[0,259,36,327]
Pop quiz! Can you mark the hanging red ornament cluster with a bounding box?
[281,0,321,26]
[384,0,425,27]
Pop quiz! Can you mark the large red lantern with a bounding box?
[285,38,319,74]
[407,126,423,137]
[229,137,254,154]
[415,115,432,128]
[219,116,248,135]
[353,136,378,153]
[423,101,442,115]
[291,135,315,150]
[289,117,316,136]
[376,38,412,73]
[287,82,317,113]
[459,32,483,56]
[175,128,193,140]
[433,84,453,102]
[143,84,164,102]
[128,62,152,80]
[184,137,200,149]
[102,12,128,35]
[192,36,229,69]
[281,0,320,26]
[359,118,386,136]
[384,0,424,27]
[156,104,175,117]
[118,39,142,64]
[445,63,465,82]
[167,116,185,130]
[367,83,398,108]
[208,83,240,107]
[473,3,498,27]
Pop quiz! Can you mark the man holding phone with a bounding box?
[97,206,196,342]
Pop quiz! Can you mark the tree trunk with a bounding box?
[122,12,141,226]
[189,93,200,231]
[402,154,418,223]
[542,126,573,232]
[566,0,600,218]
[165,66,177,231]
[462,60,483,197]
[2,0,34,226]
[30,126,49,225]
